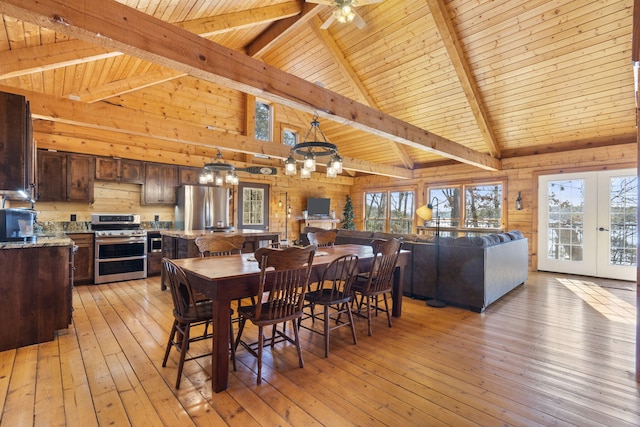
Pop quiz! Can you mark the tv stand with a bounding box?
[300,218,341,232]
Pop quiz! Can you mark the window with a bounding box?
[426,182,503,232]
[254,100,272,141]
[364,190,415,233]
[282,128,298,147]
[238,182,270,230]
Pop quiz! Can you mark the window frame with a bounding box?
[423,180,506,234]
[363,188,415,234]
[254,99,273,142]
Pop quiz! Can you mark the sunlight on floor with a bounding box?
[557,277,636,324]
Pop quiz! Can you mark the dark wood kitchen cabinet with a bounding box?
[67,232,94,284]
[95,157,144,184]
[142,162,177,205]
[37,150,95,203]
[178,166,202,185]
[0,91,35,198]
[0,244,72,351]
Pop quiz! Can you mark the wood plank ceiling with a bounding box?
[0,0,635,178]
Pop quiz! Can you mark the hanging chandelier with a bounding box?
[200,149,239,186]
[284,115,343,178]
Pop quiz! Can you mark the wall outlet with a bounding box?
[70,214,77,221]
[154,214,159,221]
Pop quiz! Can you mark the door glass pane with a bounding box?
[609,176,637,266]
[546,179,584,261]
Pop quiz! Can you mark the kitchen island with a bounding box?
[0,236,74,351]
[159,229,279,290]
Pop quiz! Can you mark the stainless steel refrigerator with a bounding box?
[174,185,231,230]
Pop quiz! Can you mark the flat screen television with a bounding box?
[307,197,331,217]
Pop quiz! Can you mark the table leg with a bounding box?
[211,298,231,392]
[392,265,404,318]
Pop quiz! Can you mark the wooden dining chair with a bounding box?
[351,238,402,336]
[307,230,337,248]
[194,234,255,316]
[161,258,236,389]
[299,253,359,357]
[194,234,245,256]
[234,245,316,385]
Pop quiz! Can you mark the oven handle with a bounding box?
[96,255,147,262]
[96,237,146,245]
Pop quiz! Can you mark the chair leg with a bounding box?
[234,317,247,353]
[292,320,304,368]
[346,303,358,345]
[175,324,190,389]
[229,314,236,371]
[366,296,373,336]
[162,320,178,367]
[383,292,392,328]
[323,305,330,358]
[257,326,264,385]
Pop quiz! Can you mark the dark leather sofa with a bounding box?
[301,227,528,312]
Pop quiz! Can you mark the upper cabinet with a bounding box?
[178,166,202,186]
[142,163,177,205]
[95,157,144,184]
[37,150,95,203]
[0,92,35,198]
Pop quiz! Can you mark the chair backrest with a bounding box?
[314,253,359,300]
[195,234,245,257]
[162,257,205,319]
[364,238,403,294]
[253,245,317,321]
[307,230,337,248]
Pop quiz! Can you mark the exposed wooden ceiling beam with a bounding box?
[69,68,187,103]
[246,1,323,58]
[309,15,414,170]
[0,0,500,171]
[176,1,302,38]
[426,0,501,159]
[1,3,302,89]
[4,84,412,179]
[0,39,119,80]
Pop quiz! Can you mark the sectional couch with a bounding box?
[301,227,528,312]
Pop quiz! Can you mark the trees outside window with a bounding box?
[364,190,414,233]
[254,100,272,141]
[427,182,503,232]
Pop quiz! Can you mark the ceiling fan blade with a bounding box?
[320,14,337,30]
[355,0,385,4]
[353,11,367,29]
[305,0,335,4]
[235,166,277,175]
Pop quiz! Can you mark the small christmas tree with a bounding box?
[342,195,355,230]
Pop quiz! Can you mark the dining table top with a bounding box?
[171,244,386,282]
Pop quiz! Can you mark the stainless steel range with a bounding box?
[91,214,147,284]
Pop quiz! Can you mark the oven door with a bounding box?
[95,237,147,284]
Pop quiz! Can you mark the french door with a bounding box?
[537,169,637,281]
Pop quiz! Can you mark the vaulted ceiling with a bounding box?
[0,0,635,179]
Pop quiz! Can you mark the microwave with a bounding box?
[0,209,36,241]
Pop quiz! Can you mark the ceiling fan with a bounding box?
[307,0,384,30]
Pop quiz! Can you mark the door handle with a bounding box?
[598,227,609,231]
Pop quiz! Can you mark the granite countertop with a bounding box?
[0,235,74,250]
[162,229,279,239]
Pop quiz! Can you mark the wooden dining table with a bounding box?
[171,244,410,392]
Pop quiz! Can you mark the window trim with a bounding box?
[423,179,507,231]
[363,187,416,233]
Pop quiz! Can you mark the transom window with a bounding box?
[364,190,415,233]
[426,183,504,230]
[282,128,298,147]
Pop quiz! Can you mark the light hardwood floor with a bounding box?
[0,272,638,426]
